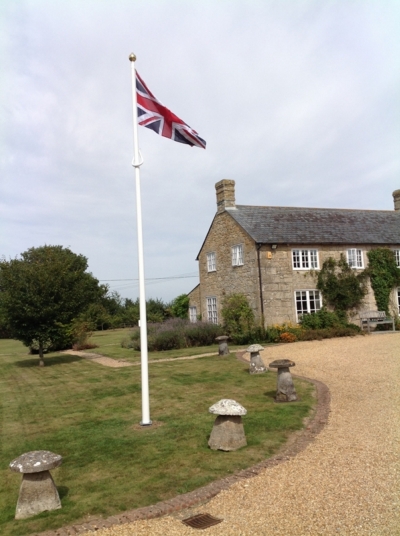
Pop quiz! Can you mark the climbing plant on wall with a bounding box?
[316,255,367,312]
[366,248,400,314]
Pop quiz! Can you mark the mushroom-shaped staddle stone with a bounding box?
[9,451,62,520]
[269,359,297,402]
[247,343,266,374]
[215,335,229,356]
[10,451,62,473]
[208,399,247,451]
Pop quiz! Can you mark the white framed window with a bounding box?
[232,244,243,266]
[394,250,400,268]
[206,252,216,272]
[189,306,197,323]
[295,290,322,321]
[347,249,364,268]
[206,297,218,324]
[398,289,400,315]
[292,249,319,270]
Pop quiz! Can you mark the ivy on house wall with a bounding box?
[366,248,400,314]
[316,249,400,317]
[316,255,368,312]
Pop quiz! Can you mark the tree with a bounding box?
[0,245,106,365]
[146,298,171,323]
[170,294,189,319]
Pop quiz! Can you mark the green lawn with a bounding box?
[0,336,315,536]
[84,328,251,362]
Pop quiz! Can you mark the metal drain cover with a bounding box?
[182,513,223,530]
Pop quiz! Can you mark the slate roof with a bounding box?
[226,205,400,245]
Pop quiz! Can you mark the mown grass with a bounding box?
[84,328,249,362]
[0,337,315,536]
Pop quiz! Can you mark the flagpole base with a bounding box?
[140,420,153,427]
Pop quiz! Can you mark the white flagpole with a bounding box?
[129,53,151,426]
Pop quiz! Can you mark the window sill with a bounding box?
[293,268,319,271]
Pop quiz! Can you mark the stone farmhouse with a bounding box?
[188,180,400,326]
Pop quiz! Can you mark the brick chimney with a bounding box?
[393,190,400,211]
[215,179,236,213]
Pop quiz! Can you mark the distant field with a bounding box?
[0,336,315,536]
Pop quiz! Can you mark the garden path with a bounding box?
[76,333,400,536]
[62,349,218,367]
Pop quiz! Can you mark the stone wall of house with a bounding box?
[195,211,260,324]
[258,244,387,326]
[187,284,201,320]
[190,214,399,326]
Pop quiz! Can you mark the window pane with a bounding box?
[308,290,321,313]
[347,249,356,267]
[395,250,400,268]
[238,245,243,264]
[301,250,309,268]
[293,250,300,268]
[206,297,218,324]
[232,245,243,266]
[295,290,322,320]
[295,291,307,315]
[348,249,363,268]
[231,247,236,265]
[293,249,318,269]
[189,307,197,323]
[310,250,318,269]
[207,252,216,272]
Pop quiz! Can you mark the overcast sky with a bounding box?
[1,0,399,302]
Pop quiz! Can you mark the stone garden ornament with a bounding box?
[215,335,229,355]
[269,359,298,402]
[247,344,266,374]
[9,450,62,519]
[208,399,247,451]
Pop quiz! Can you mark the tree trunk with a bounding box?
[38,342,45,367]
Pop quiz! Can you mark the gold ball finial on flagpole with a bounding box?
[129,53,137,62]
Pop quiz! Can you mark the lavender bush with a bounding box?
[122,318,224,351]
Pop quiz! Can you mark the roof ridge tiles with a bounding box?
[234,204,395,213]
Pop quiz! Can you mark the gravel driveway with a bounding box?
[82,333,400,536]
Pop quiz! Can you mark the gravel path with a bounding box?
[81,334,400,536]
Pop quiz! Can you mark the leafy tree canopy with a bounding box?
[170,294,189,319]
[0,245,107,364]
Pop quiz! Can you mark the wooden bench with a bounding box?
[359,311,395,333]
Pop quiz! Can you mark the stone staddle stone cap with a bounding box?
[9,450,62,474]
[247,344,264,353]
[215,335,229,341]
[209,399,247,416]
[269,359,295,368]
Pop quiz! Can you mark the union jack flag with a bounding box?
[136,71,206,149]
